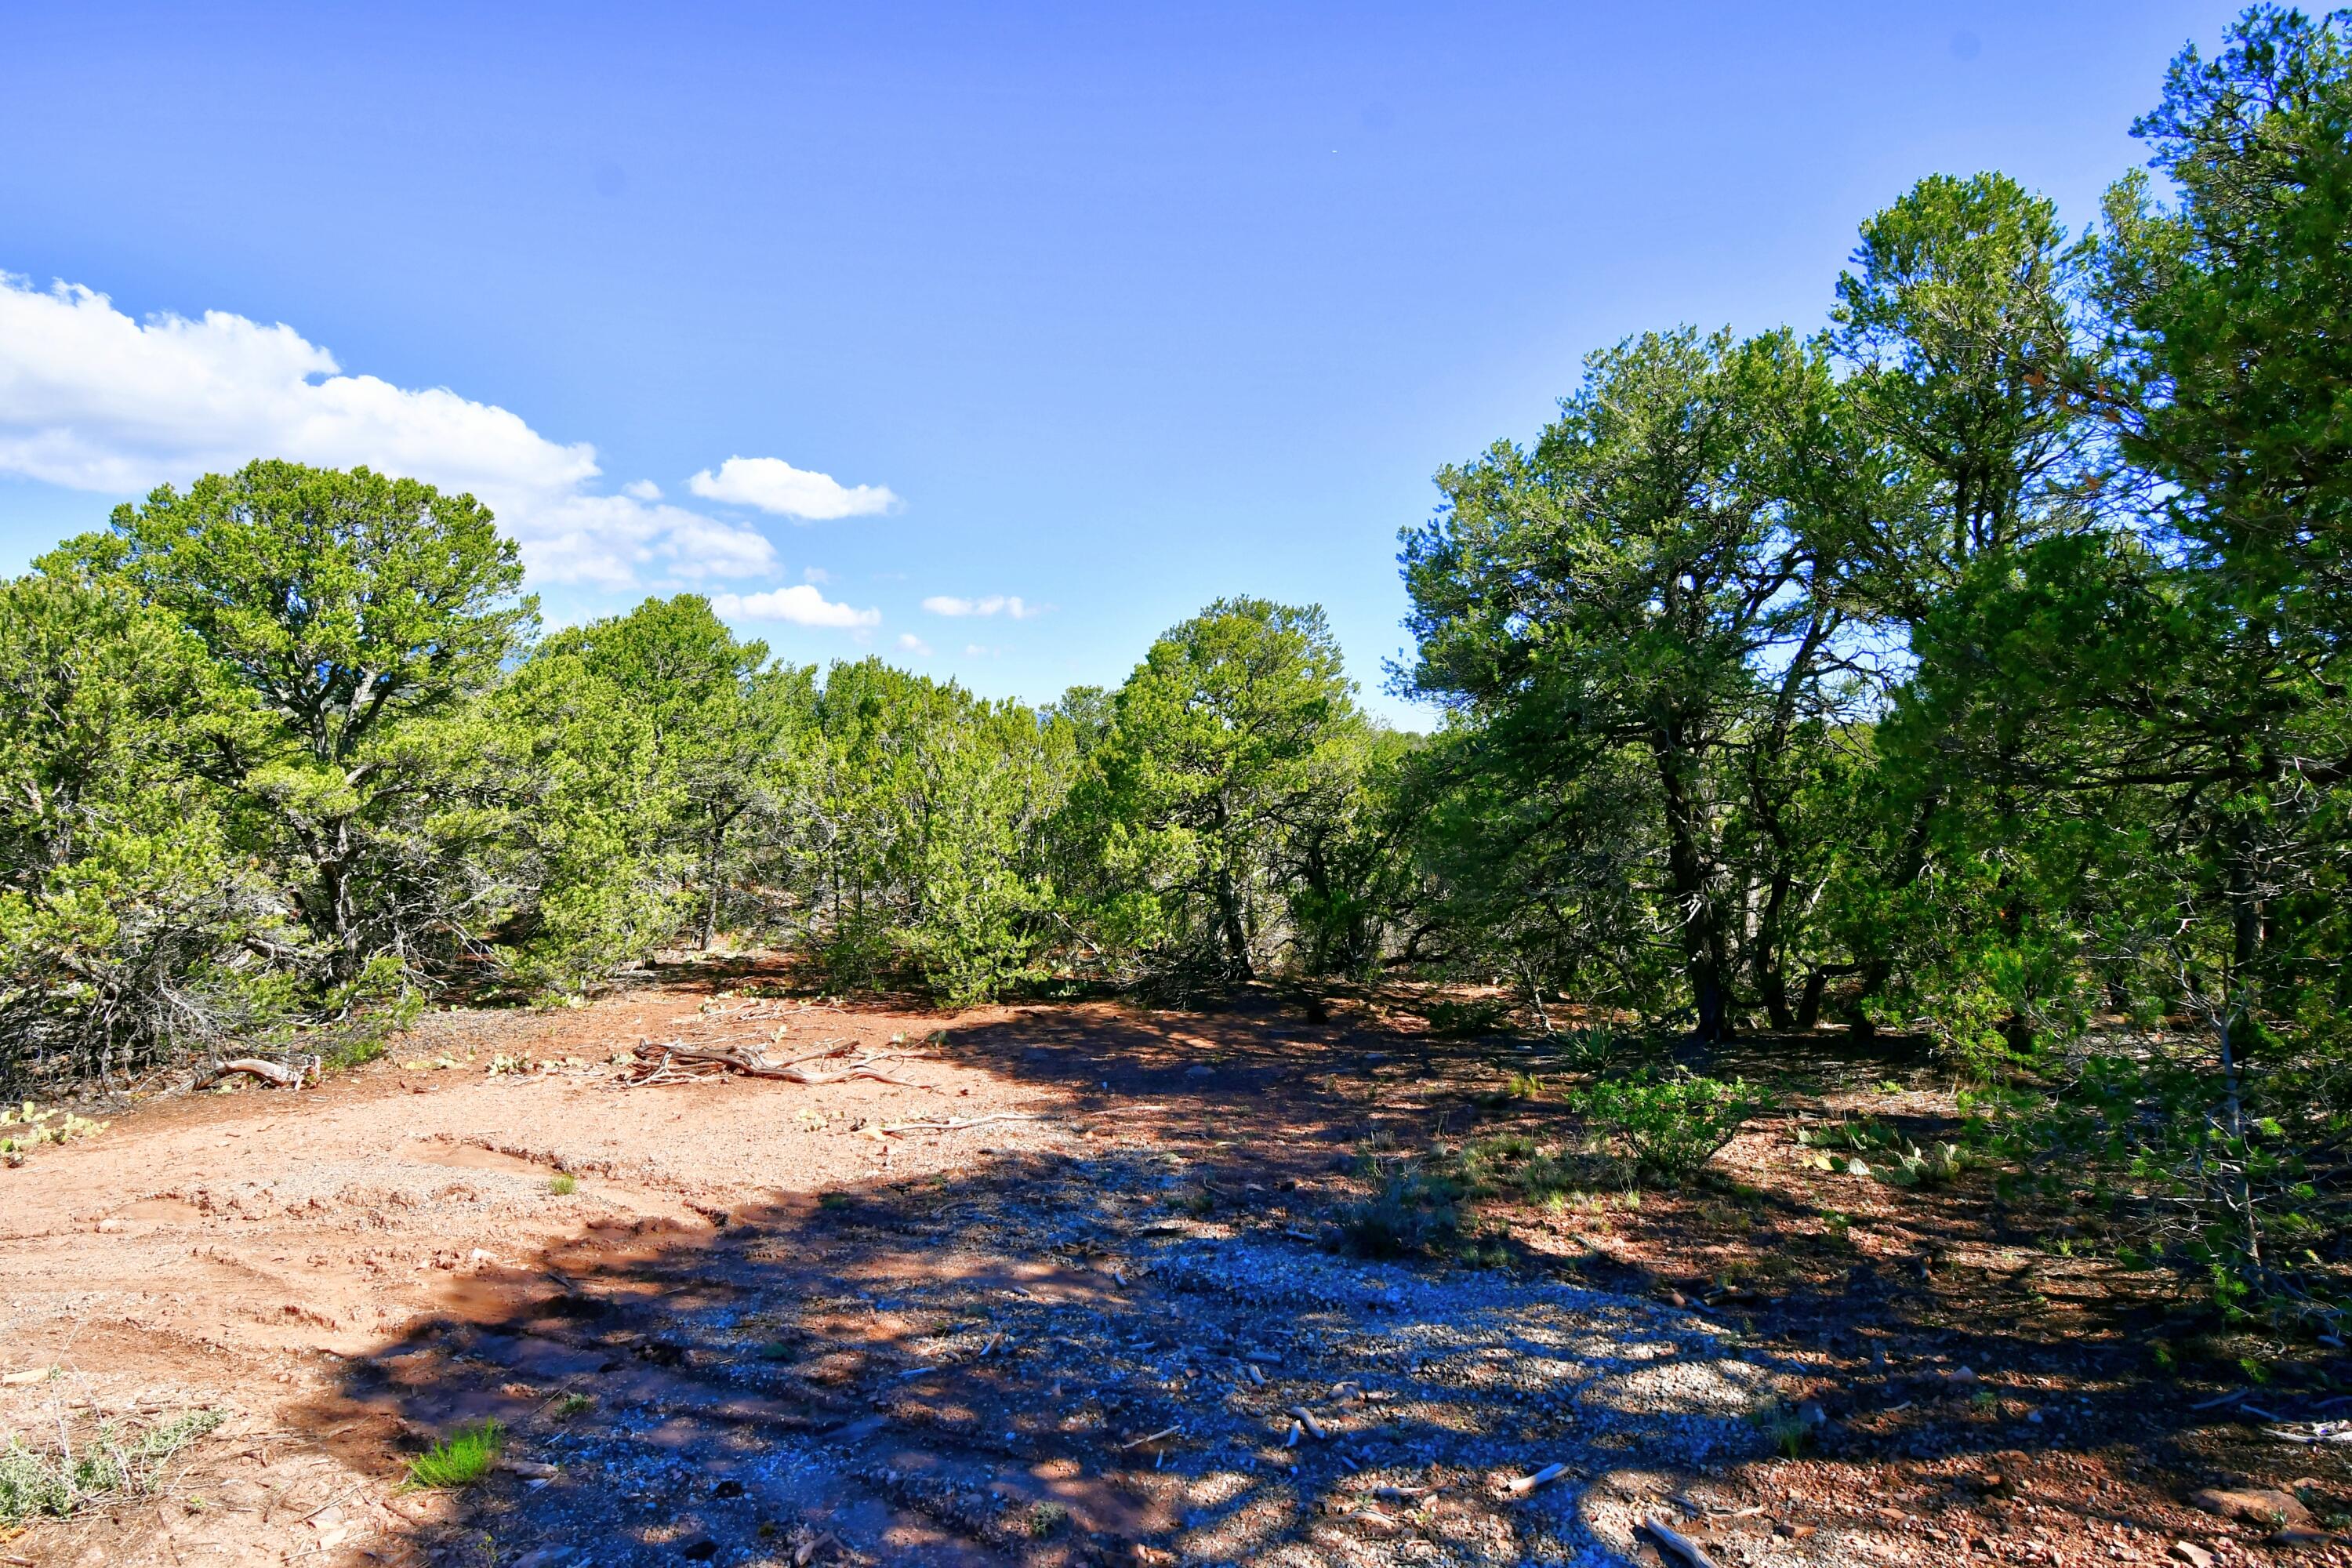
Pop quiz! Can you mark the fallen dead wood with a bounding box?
[194,1056,314,1091]
[879,1113,1047,1134]
[617,1040,930,1090]
[1642,1516,1722,1568]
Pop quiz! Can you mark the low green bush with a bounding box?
[1574,1069,1767,1184]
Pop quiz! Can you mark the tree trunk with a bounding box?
[1795,970,1828,1031]
[1214,865,1254,980]
[1654,735,1732,1043]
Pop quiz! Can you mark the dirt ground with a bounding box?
[2,960,2347,1568]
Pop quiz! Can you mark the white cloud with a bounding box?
[921,593,1043,619]
[710,584,880,629]
[688,455,896,520]
[801,564,833,584]
[0,273,778,588]
[896,633,932,657]
[622,479,662,500]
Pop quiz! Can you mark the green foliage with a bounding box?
[1425,996,1510,1037]
[0,575,294,1090]
[1745,1398,1813,1460]
[404,1419,505,1489]
[0,1409,223,1524]
[1574,1070,1767,1184]
[1074,597,1388,989]
[48,460,535,985]
[1403,328,1870,1041]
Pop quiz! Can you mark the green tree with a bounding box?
[539,595,811,948]
[1081,597,1363,985]
[45,462,536,980]
[0,575,288,1085]
[1403,328,1860,1040]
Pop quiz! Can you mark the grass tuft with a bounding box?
[1338,1171,1460,1258]
[404,1419,504,1489]
[546,1173,576,1196]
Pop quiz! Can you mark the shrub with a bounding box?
[0,1409,223,1524]
[1425,997,1512,1037]
[1338,1171,1460,1257]
[546,1173,576,1196]
[1574,1069,1767,1184]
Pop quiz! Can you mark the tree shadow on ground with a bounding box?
[289,987,2339,1566]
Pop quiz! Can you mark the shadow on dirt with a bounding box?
[289,987,2292,1566]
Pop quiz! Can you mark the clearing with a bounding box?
[0,962,2343,1567]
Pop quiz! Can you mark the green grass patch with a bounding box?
[546,1173,576,1196]
[403,1419,504,1490]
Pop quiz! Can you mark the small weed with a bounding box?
[816,1192,849,1210]
[1338,1171,1460,1258]
[0,1408,224,1524]
[1745,1399,1811,1459]
[546,1173,576,1196]
[550,1392,594,1420]
[1554,1024,1632,1070]
[404,1420,504,1490]
[1021,1500,1070,1538]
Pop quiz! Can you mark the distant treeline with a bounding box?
[6,9,2351,1151]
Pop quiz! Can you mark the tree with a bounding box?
[44,461,536,979]
[539,596,810,948]
[1080,597,1363,985]
[1403,328,1860,1040]
[1826,171,2103,1033]
[0,575,288,1086]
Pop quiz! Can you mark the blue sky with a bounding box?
[0,1,2222,723]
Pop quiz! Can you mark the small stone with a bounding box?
[2270,1525,2339,1549]
[2169,1543,2214,1568]
[2190,1486,2311,1528]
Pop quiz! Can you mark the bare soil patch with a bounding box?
[1,965,2345,1566]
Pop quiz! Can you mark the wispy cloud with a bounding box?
[896,632,932,656]
[921,593,1044,619]
[0,274,780,589]
[688,455,896,520]
[710,584,880,628]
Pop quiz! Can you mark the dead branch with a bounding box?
[1642,1517,1722,1568]
[616,1040,930,1091]
[879,1113,1047,1134]
[194,1057,311,1091]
